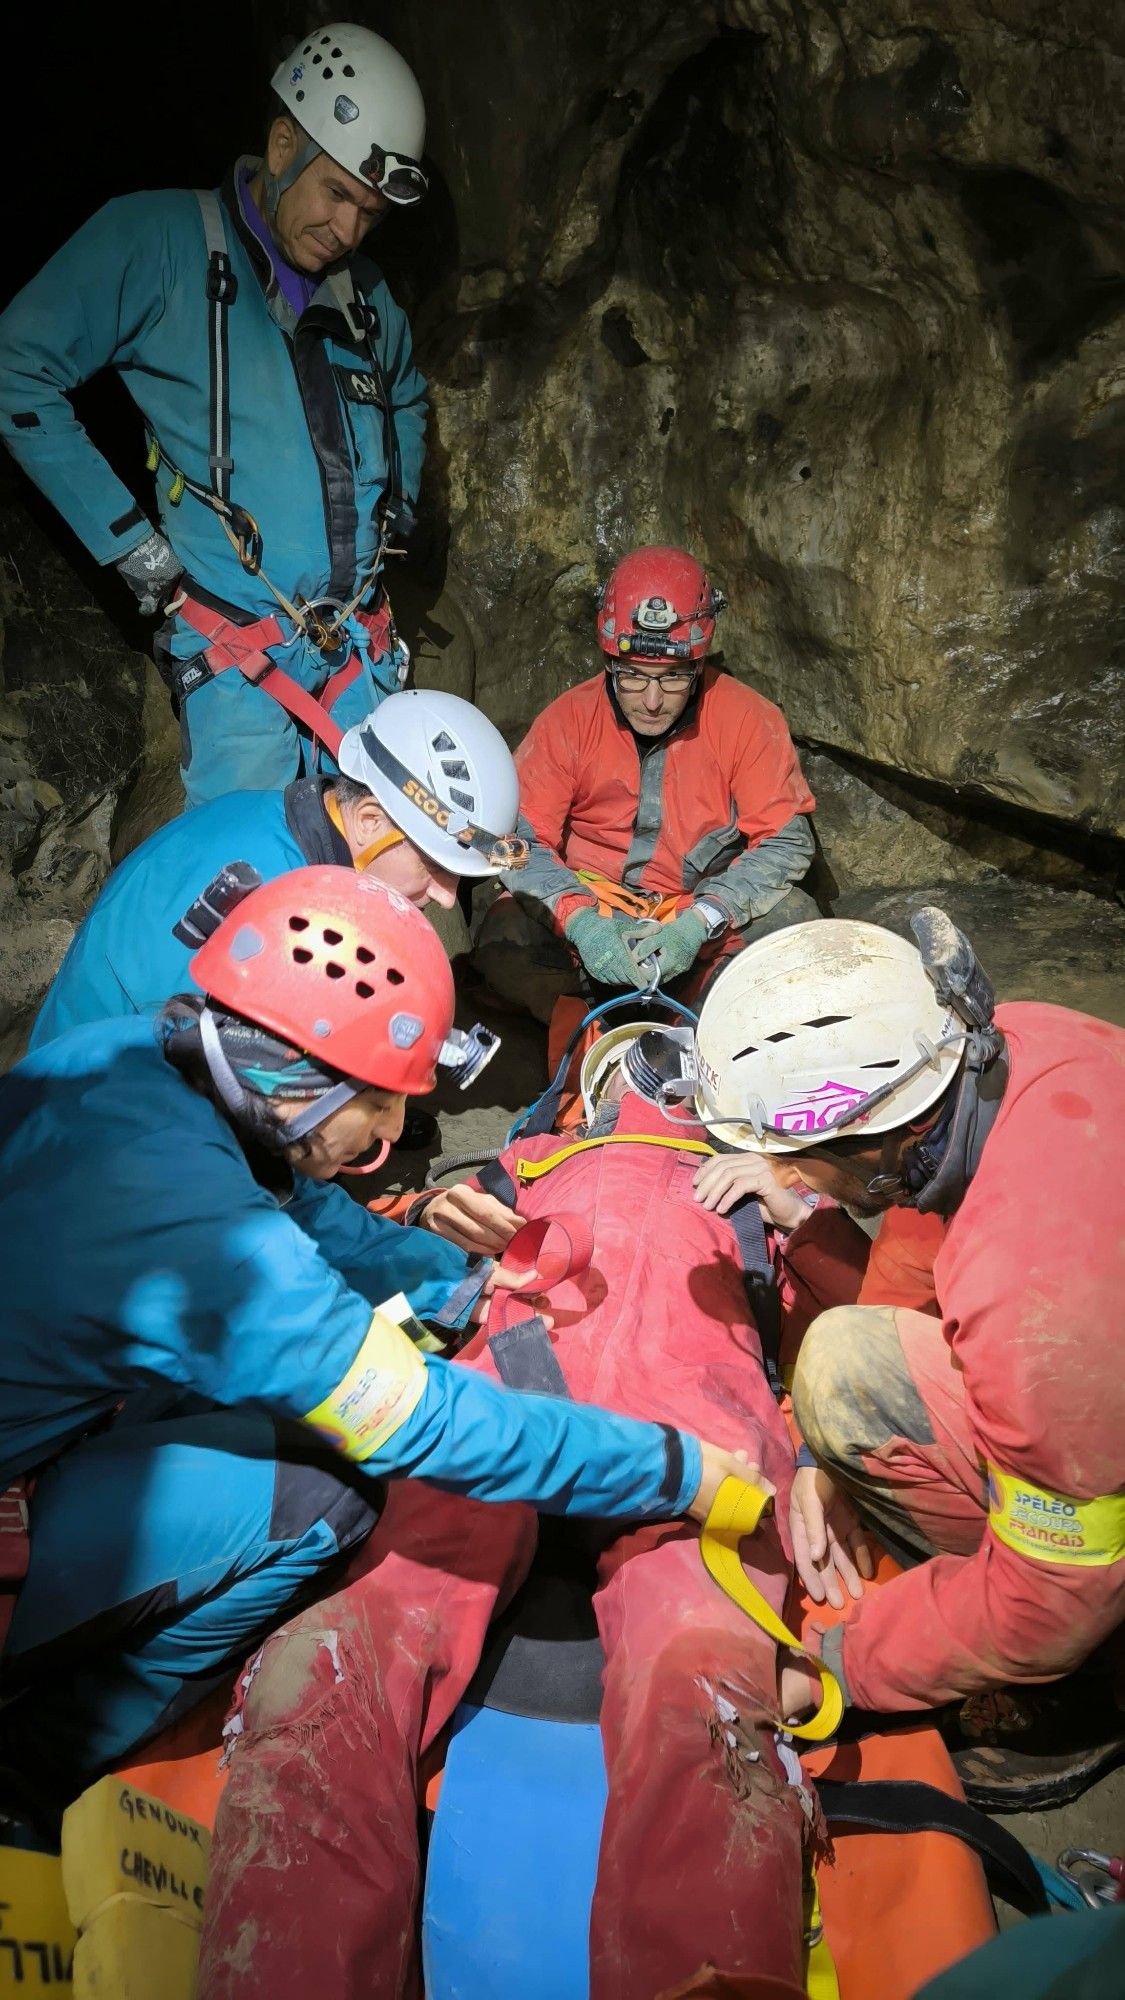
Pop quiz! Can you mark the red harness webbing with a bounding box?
[175,595,395,761]
[0,1477,32,1654]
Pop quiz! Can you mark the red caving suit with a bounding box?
[199,1095,808,2000]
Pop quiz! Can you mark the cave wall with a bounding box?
[1,0,1123,1053]
[359,0,1124,837]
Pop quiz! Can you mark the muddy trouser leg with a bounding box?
[198,1481,537,2000]
[589,1521,806,2000]
[0,1410,377,1805]
[791,1304,990,1560]
[471,885,585,1025]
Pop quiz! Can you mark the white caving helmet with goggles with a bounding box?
[270,23,428,212]
[692,918,973,1154]
[580,1020,697,1124]
[338,690,527,879]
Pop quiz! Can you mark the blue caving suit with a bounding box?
[31,778,348,1049]
[0,162,427,805]
[0,1018,699,1795]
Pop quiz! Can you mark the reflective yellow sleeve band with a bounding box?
[515,1133,715,1182]
[986,1464,1125,1567]
[700,1476,845,1743]
[303,1295,427,1461]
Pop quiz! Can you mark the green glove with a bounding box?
[564,907,649,987]
[625,907,709,986]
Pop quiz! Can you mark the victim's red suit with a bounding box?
[199,1097,808,2000]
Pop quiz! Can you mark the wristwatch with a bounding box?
[693,898,730,940]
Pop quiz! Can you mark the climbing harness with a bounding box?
[700,1477,844,1744]
[148,190,412,750]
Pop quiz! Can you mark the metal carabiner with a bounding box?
[229,506,263,576]
[298,597,350,656]
[1057,1848,1125,1908]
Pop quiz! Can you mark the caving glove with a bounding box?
[564,907,650,988]
[624,907,709,986]
[116,530,183,617]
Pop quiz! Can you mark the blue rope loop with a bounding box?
[507,988,698,1144]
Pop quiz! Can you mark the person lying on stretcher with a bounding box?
[198,1025,840,2000]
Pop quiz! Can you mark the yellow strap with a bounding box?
[515,1133,715,1182]
[700,1477,844,1744]
[804,1872,840,2000]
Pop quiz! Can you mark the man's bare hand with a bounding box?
[467,1259,553,1329]
[692,1153,809,1232]
[419,1184,524,1257]
[687,1443,775,1525]
[789,1465,875,1610]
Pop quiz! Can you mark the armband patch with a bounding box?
[303,1295,427,1461]
[987,1464,1125,1567]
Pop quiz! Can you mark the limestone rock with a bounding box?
[837,880,1125,1028]
[377,0,1125,839]
[111,658,184,865]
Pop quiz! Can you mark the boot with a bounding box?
[943,1668,1125,1811]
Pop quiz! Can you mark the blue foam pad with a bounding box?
[422,1701,608,2000]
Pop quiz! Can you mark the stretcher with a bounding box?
[103,1540,1004,2000]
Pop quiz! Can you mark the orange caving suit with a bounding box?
[509,666,816,939]
[791,1003,1125,1712]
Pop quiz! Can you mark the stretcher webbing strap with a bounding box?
[700,1477,844,1744]
[513,1132,714,1181]
[804,1873,840,2000]
[814,1779,1050,1914]
[476,1157,519,1209]
[489,1316,571,1399]
[727,1195,783,1392]
[195,190,236,503]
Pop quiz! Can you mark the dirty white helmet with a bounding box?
[338,691,526,879]
[693,919,965,1153]
[272,24,427,205]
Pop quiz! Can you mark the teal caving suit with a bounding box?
[0,163,427,804]
[30,779,349,1049]
[0,1018,699,1800]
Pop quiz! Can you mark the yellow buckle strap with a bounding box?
[514,1133,715,1182]
[700,1477,844,1744]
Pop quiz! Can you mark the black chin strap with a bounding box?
[890,1032,1009,1217]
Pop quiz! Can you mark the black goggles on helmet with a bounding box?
[361,145,429,206]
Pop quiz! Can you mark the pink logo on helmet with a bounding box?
[774,1078,870,1134]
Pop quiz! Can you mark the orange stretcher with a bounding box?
[116,1546,996,2000]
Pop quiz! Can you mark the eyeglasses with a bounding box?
[609,667,698,695]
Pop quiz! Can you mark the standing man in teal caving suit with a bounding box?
[0,23,431,806]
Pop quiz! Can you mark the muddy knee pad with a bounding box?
[791,1303,934,1477]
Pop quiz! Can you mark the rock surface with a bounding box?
[373,0,1125,844]
[838,878,1125,1027]
[0,473,147,1060]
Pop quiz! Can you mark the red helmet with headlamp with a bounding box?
[595,546,726,666]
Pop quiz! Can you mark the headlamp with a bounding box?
[439,1022,502,1091]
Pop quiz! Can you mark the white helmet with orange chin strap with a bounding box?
[337,691,528,878]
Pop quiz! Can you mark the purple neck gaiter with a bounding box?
[238,166,318,319]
